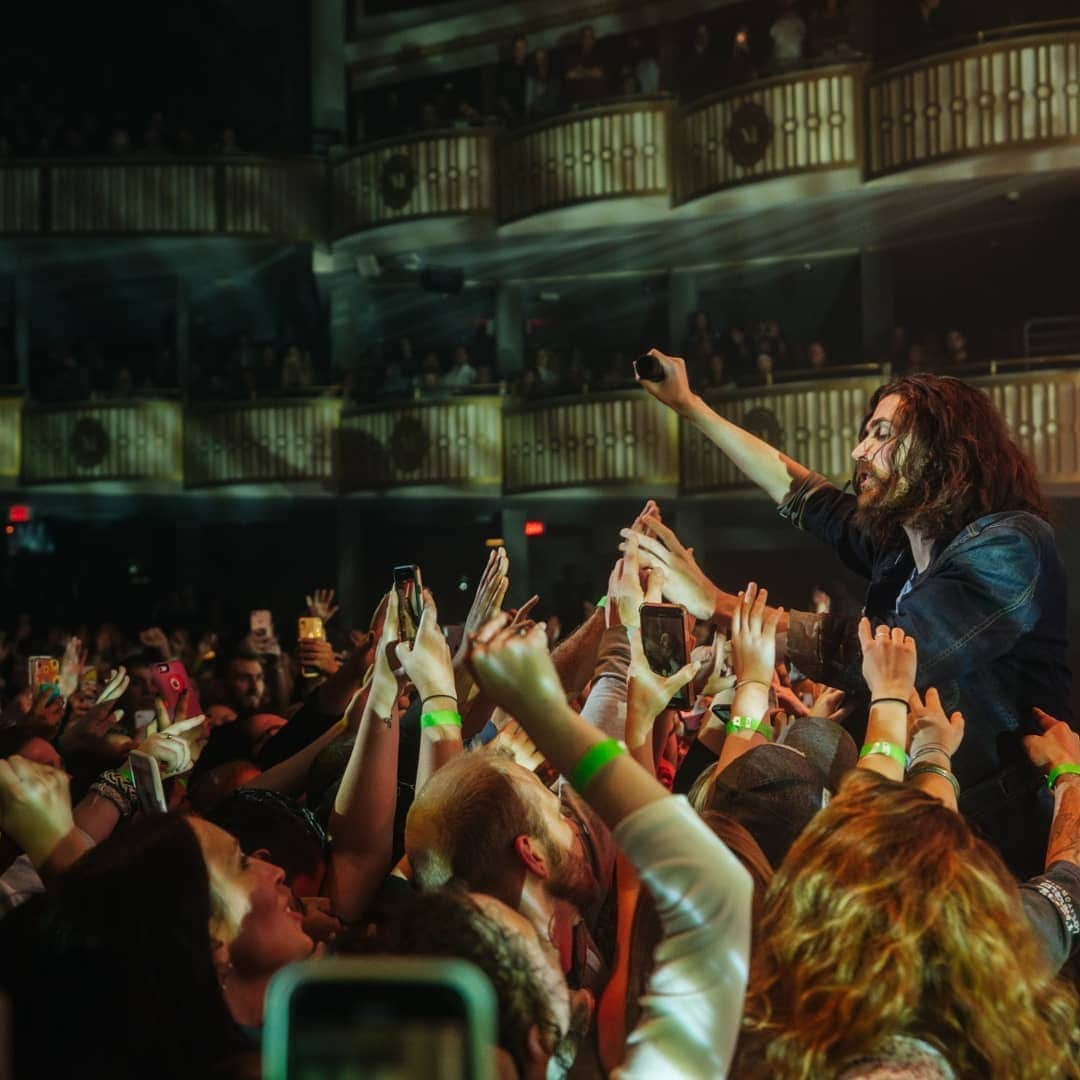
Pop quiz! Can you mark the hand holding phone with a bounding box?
[151,660,203,721]
[129,750,167,814]
[639,602,695,708]
[393,565,424,645]
[28,657,60,696]
[298,617,327,679]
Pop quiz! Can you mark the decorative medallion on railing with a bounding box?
[676,64,862,204]
[21,402,183,484]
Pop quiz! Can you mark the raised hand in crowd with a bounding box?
[857,618,917,781]
[27,686,66,740]
[141,690,209,778]
[297,635,339,679]
[58,635,88,700]
[0,755,89,875]
[305,588,340,624]
[711,582,782,770]
[906,686,965,809]
[1024,707,1080,871]
[323,589,402,923]
[626,621,698,776]
[620,505,720,622]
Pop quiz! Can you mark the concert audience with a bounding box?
[0,416,1078,1080]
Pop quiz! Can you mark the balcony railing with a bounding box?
[0,157,326,240]
[503,391,679,493]
[676,63,864,204]
[183,398,342,488]
[341,396,502,490]
[332,128,497,235]
[497,96,672,222]
[3,29,1080,240]
[7,367,1080,492]
[867,30,1080,177]
[20,400,182,484]
[0,396,22,479]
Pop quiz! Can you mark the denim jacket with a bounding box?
[778,473,1072,800]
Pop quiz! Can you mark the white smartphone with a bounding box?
[129,750,167,814]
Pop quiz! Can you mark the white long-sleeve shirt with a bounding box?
[613,795,753,1079]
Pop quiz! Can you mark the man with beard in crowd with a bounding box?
[629,349,1070,878]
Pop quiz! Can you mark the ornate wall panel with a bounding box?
[676,65,861,203]
[503,393,678,493]
[681,376,881,492]
[868,33,1080,176]
[221,160,326,240]
[970,369,1080,484]
[49,163,217,233]
[0,397,22,478]
[21,401,182,484]
[184,399,342,487]
[333,130,496,234]
[498,98,671,222]
[0,167,42,232]
[341,397,502,490]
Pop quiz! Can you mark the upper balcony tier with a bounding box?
[5,364,1080,495]
[4,28,1080,245]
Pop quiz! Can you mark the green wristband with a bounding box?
[726,715,772,740]
[571,738,627,794]
[420,710,462,730]
[1046,763,1080,790]
[860,740,908,768]
[595,595,607,609]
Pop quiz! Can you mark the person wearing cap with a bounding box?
[629,349,1068,878]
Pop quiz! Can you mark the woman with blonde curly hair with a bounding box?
[736,768,1080,1079]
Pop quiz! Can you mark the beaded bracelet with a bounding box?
[859,740,909,769]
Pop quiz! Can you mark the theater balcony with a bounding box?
[5,364,1080,496]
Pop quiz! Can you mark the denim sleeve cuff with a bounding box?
[787,610,864,690]
[777,471,833,531]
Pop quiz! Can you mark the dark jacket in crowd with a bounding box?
[778,471,1071,878]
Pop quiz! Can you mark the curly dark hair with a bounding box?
[336,884,564,1074]
[854,374,1048,543]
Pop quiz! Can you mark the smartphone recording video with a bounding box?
[393,565,424,644]
[263,957,495,1080]
[28,656,60,694]
[297,617,326,680]
[639,602,694,708]
[151,660,203,720]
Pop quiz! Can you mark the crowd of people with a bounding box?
[360,2,861,144]
[28,334,328,404]
[0,353,1078,1077]
[0,78,249,159]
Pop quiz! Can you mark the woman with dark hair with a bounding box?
[0,756,314,1078]
[629,354,1070,877]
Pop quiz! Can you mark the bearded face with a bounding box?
[850,393,911,533]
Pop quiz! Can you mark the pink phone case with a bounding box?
[151,660,203,720]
